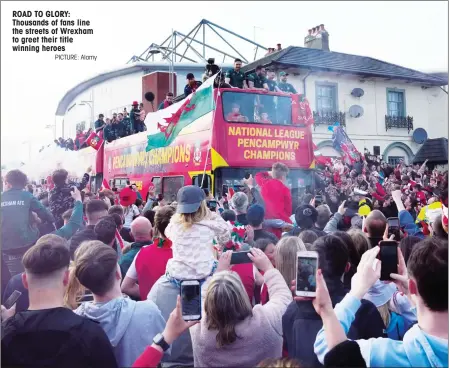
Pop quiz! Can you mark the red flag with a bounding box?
[101,178,111,191]
[115,229,124,249]
[86,132,104,151]
[292,94,314,126]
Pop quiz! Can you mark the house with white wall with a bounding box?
[242,25,448,165]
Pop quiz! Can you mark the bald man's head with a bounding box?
[130,217,153,242]
[364,210,387,239]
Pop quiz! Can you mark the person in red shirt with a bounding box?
[226,103,248,122]
[255,163,292,238]
[121,206,175,300]
[259,112,272,124]
[412,184,427,205]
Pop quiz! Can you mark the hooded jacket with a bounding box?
[75,296,167,368]
[315,294,448,367]
[283,278,384,367]
[1,189,55,251]
[1,307,118,368]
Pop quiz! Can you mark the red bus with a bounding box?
[102,82,316,211]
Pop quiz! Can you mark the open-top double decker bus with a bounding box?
[103,76,316,212]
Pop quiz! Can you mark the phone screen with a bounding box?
[230,251,252,265]
[387,218,400,228]
[4,290,22,310]
[180,282,201,320]
[296,257,317,292]
[378,241,398,280]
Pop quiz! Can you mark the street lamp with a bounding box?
[148,47,175,95]
[79,100,94,129]
[45,124,56,140]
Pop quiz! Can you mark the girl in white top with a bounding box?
[123,204,140,228]
[165,185,231,282]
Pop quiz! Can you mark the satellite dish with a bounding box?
[412,128,428,144]
[351,88,364,97]
[348,105,364,118]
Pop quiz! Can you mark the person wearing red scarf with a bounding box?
[121,206,175,300]
[158,92,174,110]
[184,73,202,97]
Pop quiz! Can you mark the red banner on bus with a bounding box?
[225,124,314,168]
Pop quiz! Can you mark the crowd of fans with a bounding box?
[1,154,447,367]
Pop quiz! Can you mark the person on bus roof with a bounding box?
[158,92,174,110]
[277,72,297,94]
[94,114,106,134]
[225,59,248,89]
[131,101,144,134]
[266,69,281,92]
[184,73,202,97]
[226,103,248,123]
[247,65,269,91]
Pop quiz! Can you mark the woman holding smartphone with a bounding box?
[189,248,292,367]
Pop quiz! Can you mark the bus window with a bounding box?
[162,176,184,203]
[152,177,162,197]
[193,174,211,189]
[113,178,128,190]
[222,91,292,125]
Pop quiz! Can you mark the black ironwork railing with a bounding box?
[312,111,346,131]
[385,115,414,133]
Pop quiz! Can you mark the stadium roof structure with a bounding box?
[241,46,447,86]
[55,19,267,116]
[127,19,268,65]
[55,62,207,116]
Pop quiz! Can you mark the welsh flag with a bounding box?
[146,80,215,151]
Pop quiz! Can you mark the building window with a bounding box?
[316,83,337,113]
[388,156,405,166]
[387,89,405,117]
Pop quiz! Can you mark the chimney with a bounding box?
[304,24,330,51]
[277,43,282,51]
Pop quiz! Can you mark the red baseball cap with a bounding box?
[132,101,139,106]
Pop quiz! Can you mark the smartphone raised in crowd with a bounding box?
[296,251,319,297]
[378,241,398,281]
[230,251,252,265]
[3,290,22,310]
[180,280,201,321]
[387,217,401,241]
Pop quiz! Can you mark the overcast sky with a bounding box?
[1,1,447,166]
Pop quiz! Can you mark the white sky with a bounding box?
[1,1,447,167]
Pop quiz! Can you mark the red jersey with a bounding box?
[232,263,255,303]
[135,238,173,300]
[255,172,292,223]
